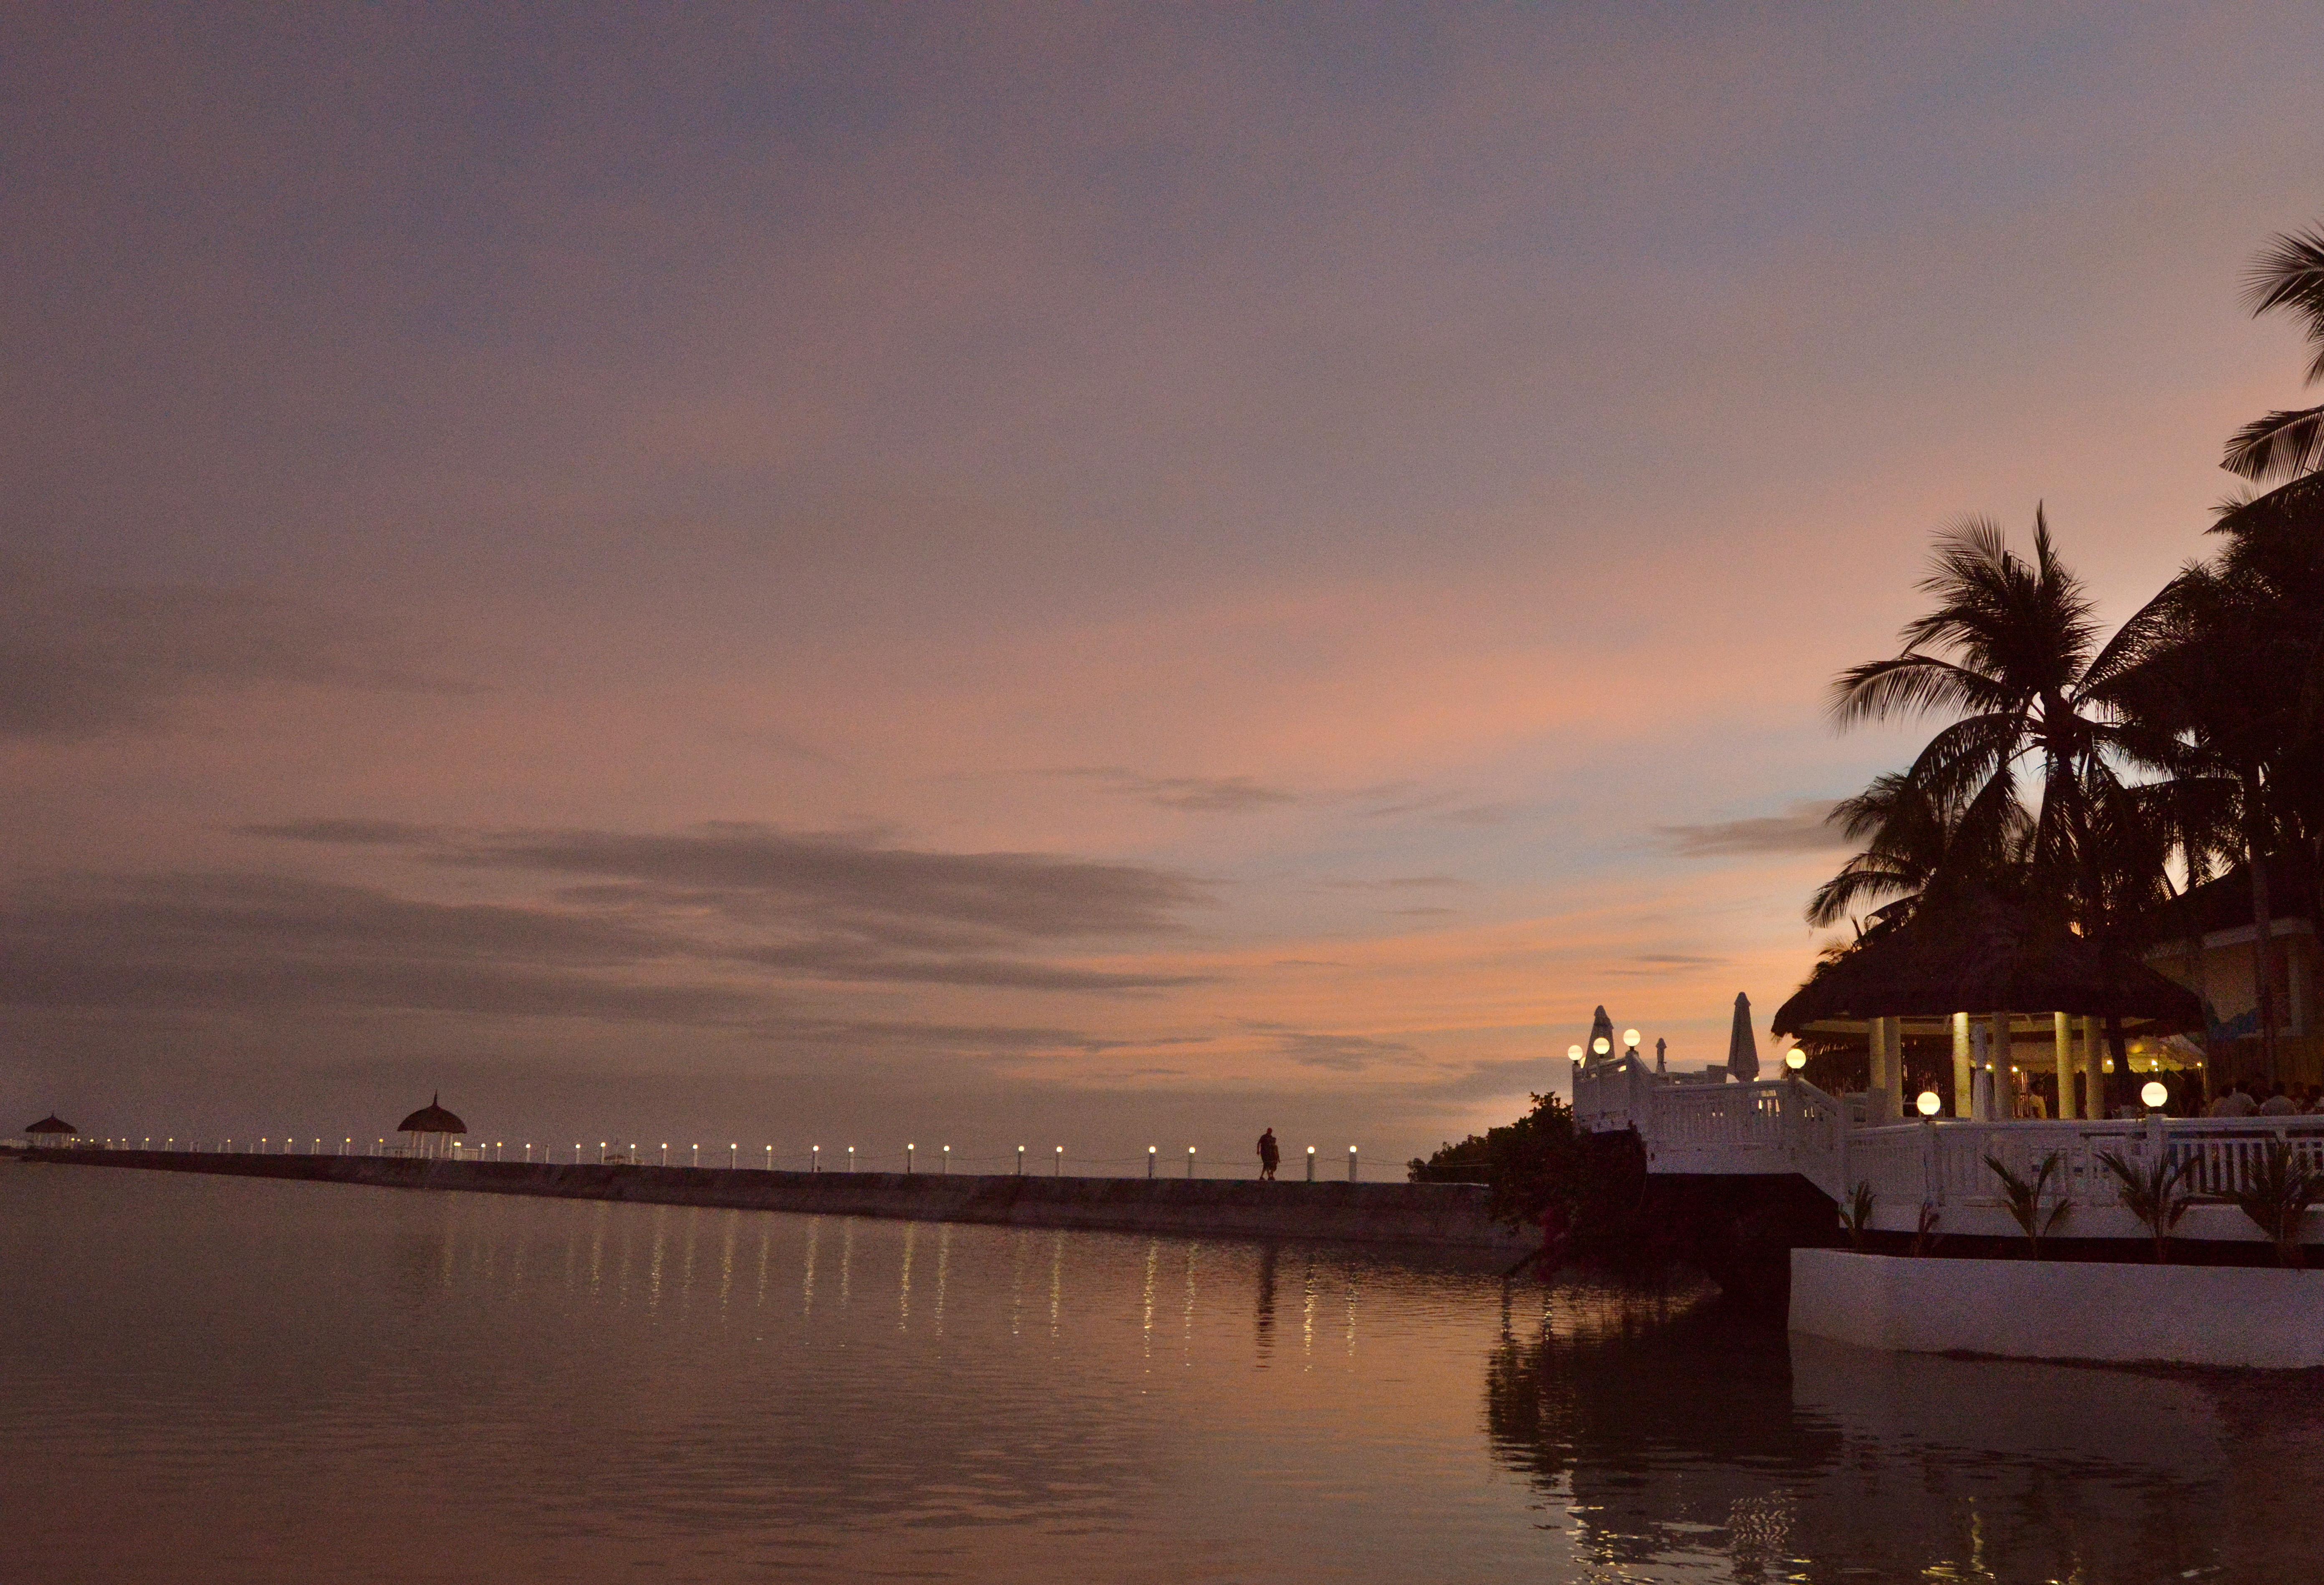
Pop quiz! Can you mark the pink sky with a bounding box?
[5,5,2322,1166]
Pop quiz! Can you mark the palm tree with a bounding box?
[2113,562,2294,1074]
[1830,511,2160,933]
[1806,771,2031,933]
[2223,223,2324,485]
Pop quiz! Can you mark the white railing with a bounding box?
[1576,1063,2324,1237]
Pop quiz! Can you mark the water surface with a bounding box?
[6,1162,2321,1582]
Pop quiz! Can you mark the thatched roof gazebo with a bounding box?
[23,1115,78,1150]
[1773,893,2203,1124]
[396,1094,467,1159]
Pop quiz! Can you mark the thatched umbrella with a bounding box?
[396,1093,467,1160]
[23,1115,78,1150]
[1773,898,2201,1033]
[1773,893,2200,1120]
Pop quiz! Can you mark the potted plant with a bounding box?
[1841,1181,1875,1251]
[2226,1139,2321,1268]
[2096,1148,2193,1264]
[1985,1151,2069,1258]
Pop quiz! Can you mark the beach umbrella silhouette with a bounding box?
[1727,993,1760,1082]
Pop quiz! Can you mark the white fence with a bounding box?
[1572,1055,2324,1239]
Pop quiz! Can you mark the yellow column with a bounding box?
[2054,1011,2076,1120]
[1952,1011,1973,1118]
[1989,1012,2013,1117]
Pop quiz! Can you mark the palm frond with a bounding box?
[2241,223,2324,375]
[2223,404,2324,483]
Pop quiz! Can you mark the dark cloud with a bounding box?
[1249,1025,1421,1072]
[1051,767,1298,813]
[0,873,1161,1059]
[0,572,463,740]
[248,819,1206,944]
[1348,784,1523,826]
[1656,800,1848,857]
[0,873,738,1023]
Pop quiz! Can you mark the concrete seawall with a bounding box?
[9,1149,1533,1253]
[1790,1247,2324,1368]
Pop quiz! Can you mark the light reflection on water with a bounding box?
[7,1164,2324,1584]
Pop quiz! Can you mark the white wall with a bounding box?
[1791,1248,2324,1369]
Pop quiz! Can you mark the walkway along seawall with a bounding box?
[7,1149,1535,1254]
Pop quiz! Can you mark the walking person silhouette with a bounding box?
[1257,1127,1280,1181]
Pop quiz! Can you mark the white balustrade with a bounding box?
[1578,1062,2324,1231]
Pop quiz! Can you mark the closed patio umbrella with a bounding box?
[1727,993,1759,1082]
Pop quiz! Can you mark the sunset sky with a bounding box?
[7,5,2323,1166]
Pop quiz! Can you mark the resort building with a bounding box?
[2148,860,2321,1087]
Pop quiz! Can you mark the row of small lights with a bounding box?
[56,1138,1368,1173]
[1576,1029,2177,1115]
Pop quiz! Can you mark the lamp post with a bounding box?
[812,1145,821,1173]
[1349,1145,1359,1182]
[942,1145,950,1174]
[1917,1090,1942,1117]
[847,1145,855,1172]
[731,1143,738,1170]
[765,1144,773,1170]
[907,1143,915,1174]
[1305,1145,1315,1182]
[1623,1028,1641,1060]
[691,1143,700,1168]
[1187,1145,1196,1179]
[1592,1036,1611,1061]
[1148,1145,1157,1179]
[1017,1145,1025,1175]
[1054,1145,1063,1176]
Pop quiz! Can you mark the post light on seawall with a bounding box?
[1306,1145,1315,1182]
[847,1146,855,1171]
[1917,1091,1943,1117]
[812,1145,821,1173]
[660,1143,669,1165]
[941,1145,950,1174]
[730,1143,738,1169]
[599,1142,607,1163]
[1016,1145,1025,1175]
[1148,1146,1156,1179]
[1055,1145,1063,1176]
[906,1143,915,1174]
[690,1143,699,1168]
[764,1145,773,1170]
[1349,1145,1360,1182]
[2144,1080,2171,1110]
[1187,1146,1196,1179]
